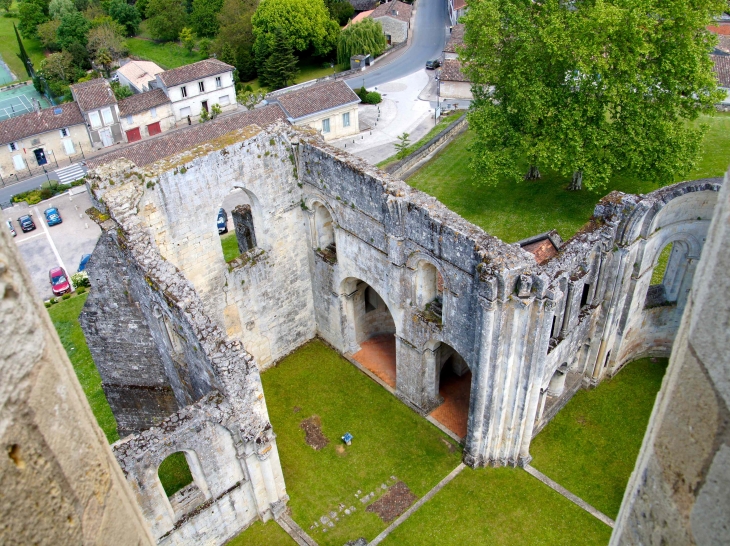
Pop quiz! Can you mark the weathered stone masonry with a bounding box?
[81,121,722,542]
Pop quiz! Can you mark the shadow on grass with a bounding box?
[261,339,462,546]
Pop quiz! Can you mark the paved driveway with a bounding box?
[3,188,101,300]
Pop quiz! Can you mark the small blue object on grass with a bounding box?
[342,432,353,445]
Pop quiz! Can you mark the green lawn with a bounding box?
[651,244,672,285]
[241,59,347,93]
[382,467,613,545]
[0,3,46,82]
[261,340,462,546]
[126,38,204,69]
[221,231,240,262]
[158,451,194,497]
[48,293,119,443]
[228,520,296,546]
[377,110,466,169]
[407,113,730,243]
[529,358,668,519]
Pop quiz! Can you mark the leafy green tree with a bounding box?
[336,18,386,65]
[87,20,128,60]
[49,0,76,19]
[110,79,133,98]
[180,26,196,52]
[190,0,223,37]
[394,132,410,158]
[40,50,74,81]
[18,0,49,38]
[56,11,90,48]
[135,0,149,16]
[198,36,211,57]
[236,88,265,109]
[0,0,12,13]
[215,0,257,81]
[325,0,353,26]
[108,0,140,35]
[37,19,61,49]
[252,0,338,63]
[64,40,90,69]
[462,0,726,191]
[146,0,187,41]
[210,103,222,118]
[259,26,298,90]
[95,47,114,75]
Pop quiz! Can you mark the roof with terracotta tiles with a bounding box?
[0,102,85,145]
[87,104,287,168]
[70,78,117,111]
[271,80,360,120]
[712,54,730,87]
[372,0,412,23]
[118,89,171,117]
[440,59,469,82]
[444,24,465,53]
[157,59,234,88]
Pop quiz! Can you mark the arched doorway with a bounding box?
[343,279,397,388]
[427,342,471,439]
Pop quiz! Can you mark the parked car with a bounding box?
[78,253,92,272]
[49,267,71,296]
[44,207,62,226]
[426,59,441,70]
[17,214,35,232]
[217,208,228,234]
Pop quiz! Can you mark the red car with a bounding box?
[49,267,71,296]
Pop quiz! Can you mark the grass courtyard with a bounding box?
[407,113,730,243]
[0,2,46,82]
[529,358,669,519]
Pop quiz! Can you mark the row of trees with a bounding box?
[461,0,726,191]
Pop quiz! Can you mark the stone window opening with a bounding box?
[157,450,208,519]
[416,261,444,323]
[580,282,591,307]
[645,240,691,309]
[313,202,336,263]
[365,286,379,312]
[426,342,472,438]
[547,363,569,397]
[218,188,265,264]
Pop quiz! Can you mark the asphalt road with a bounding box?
[3,188,101,300]
[346,0,451,89]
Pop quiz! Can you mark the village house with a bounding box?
[116,60,165,94]
[448,0,467,26]
[371,0,412,45]
[711,53,730,105]
[118,89,175,143]
[70,78,124,149]
[0,101,89,177]
[267,80,360,141]
[153,59,237,124]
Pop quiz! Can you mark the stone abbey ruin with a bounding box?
[2,112,728,545]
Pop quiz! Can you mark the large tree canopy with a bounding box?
[146,0,187,41]
[56,10,90,48]
[252,0,339,60]
[337,18,387,65]
[215,0,257,80]
[462,0,725,191]
[190,0,224,37]
[107,0,140,36]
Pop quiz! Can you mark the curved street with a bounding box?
[345,0,451,89]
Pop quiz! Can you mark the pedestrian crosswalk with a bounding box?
[54,163,86,185]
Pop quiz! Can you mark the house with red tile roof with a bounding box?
[70,78,124,149]
[371,0,412,44]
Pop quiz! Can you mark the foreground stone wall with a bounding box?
[611,172,730,545]
[0,221,154,544]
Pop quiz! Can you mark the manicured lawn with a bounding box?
[158,451,194,496]
[221,231,240,262]
[228,519,296,546]
[241,59,347,93]
[408,113,730,243]
[651,244,672,285]
[126,38,204,69]
[382,466,613,545]
[529,358,668,519]
[377,110,466,169]
[48,293,119,443]
[0,3,46,81]
[261,340,462,546]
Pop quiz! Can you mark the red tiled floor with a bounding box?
[352,334,397,388]
[430,368,471,438]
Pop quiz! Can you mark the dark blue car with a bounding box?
[217,208,228,234]
[44,207,62,226]
[78,253,92,272]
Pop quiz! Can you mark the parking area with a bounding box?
[3,187,101,300]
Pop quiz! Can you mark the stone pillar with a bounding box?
[0,226,154,545]
[232,204,257,254]
[610,171,730,545]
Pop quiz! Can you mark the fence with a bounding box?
[0,147,87,187]
[384,113,468,179]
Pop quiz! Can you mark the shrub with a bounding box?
[71,271,90,288]
[76,286,86,294]
[364,91,381,104]
[49,298,58,305]
[44,302,52,308]
[62,293,71,300]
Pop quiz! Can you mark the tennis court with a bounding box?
[0,84,50,121]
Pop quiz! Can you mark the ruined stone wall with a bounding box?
[0,217,154,545]
[610,172,730,545]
